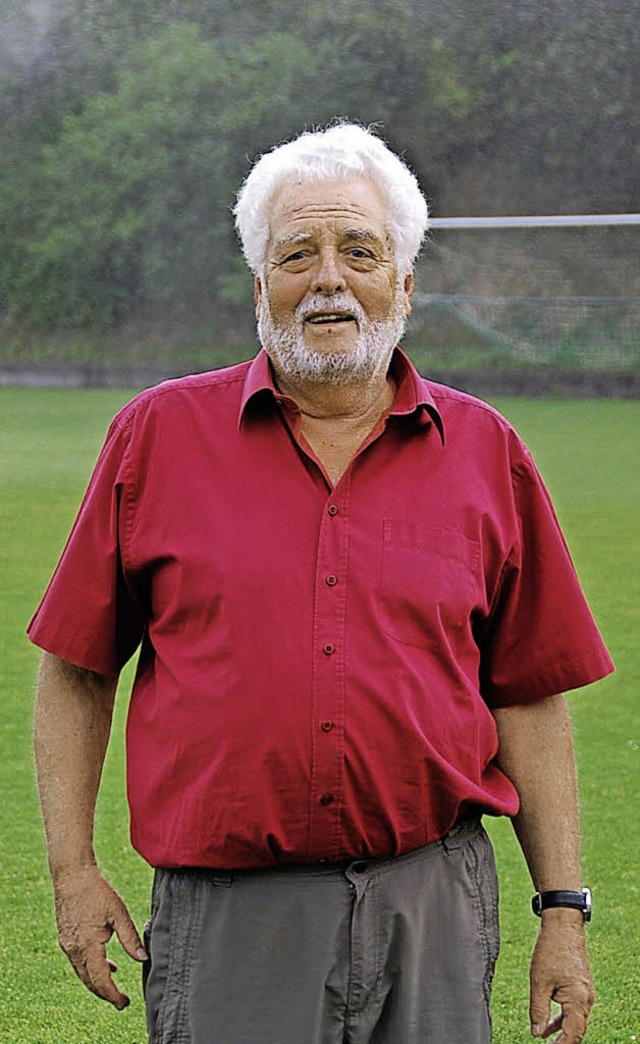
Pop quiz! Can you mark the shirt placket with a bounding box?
[307,473,351,862]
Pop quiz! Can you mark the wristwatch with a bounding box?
[532,887,592,922]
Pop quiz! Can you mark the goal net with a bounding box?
[410,215,640,370]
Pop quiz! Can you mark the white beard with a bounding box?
[257,285,407,385]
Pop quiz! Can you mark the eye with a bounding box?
[278,249,312,268]
[345,246,378,267]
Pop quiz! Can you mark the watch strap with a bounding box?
[532,887,592,921]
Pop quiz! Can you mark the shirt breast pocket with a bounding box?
[377,519,481,650]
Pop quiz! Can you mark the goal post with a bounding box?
[429,214,640,229]
[410,214,640,370]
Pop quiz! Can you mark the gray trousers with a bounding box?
[144,818,499,1043]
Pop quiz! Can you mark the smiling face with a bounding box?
[255,177,414,385]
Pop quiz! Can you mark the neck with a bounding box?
[270,361,396,423]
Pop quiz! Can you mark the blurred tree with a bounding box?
[0,0,638,331]
[5,24,317,325]
[428,0,640,213]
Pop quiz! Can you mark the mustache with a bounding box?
[294,293,366,325]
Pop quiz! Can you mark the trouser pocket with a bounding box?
[465,826,500,1005]
[142,918,153,998]
[146,870,211,1044]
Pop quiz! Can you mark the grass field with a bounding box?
[1,386,638,1043]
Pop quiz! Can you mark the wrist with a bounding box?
[50,856,98,886]
[539,906,586,928]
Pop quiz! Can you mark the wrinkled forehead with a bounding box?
[267,176,392,246]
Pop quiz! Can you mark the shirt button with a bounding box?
[321,720,335,732]
[323,643,336,655]
[328,505,339,517]
[326,574,338,586]
[319,793,335,806]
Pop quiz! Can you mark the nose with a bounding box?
[313,250,346,295]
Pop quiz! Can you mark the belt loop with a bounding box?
[211,872,233,887]
[440,815,479,853]
[441,821,463,854]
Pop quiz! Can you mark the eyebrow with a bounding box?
[272,227,386,254]
[272,232,315,252]
[341,228,384,245]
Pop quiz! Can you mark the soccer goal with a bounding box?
[411,214,640,371]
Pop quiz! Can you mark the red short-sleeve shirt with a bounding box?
[28,349,614,868]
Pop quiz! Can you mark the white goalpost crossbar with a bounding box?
[429,214,640,229]
[413,213,639,364]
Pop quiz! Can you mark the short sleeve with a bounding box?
[479,449,614,706]
[27,414,145,675]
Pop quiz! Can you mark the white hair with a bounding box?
[233,122,429,274]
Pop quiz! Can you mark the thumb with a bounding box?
[112,899,148,962]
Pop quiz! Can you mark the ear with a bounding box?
[403,269,414,317]
[254,276,263,320]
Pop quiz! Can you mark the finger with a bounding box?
[533,1013,563,1038]
[112,901,148,962]
[531,990,552,1037]
[552,1005,589,1044]
[83,947,131,1010]
[66,943,129,1009]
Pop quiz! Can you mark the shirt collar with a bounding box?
[238,348,276,423]
[238,347,444,444]
[387,347,444,443]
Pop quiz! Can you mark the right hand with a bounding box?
[53,865,148,1009]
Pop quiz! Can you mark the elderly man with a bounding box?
[31,123,612,1044]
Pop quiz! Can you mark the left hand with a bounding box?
[529,913,595,1042]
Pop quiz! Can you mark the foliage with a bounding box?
[0,0,638,330]
[2,23,316,325]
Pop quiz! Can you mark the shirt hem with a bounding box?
[486,650,615,707]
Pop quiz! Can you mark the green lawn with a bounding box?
[0,386,637,1043]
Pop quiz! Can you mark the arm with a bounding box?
[34,651,147,1009]
[493,694,595,1044]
